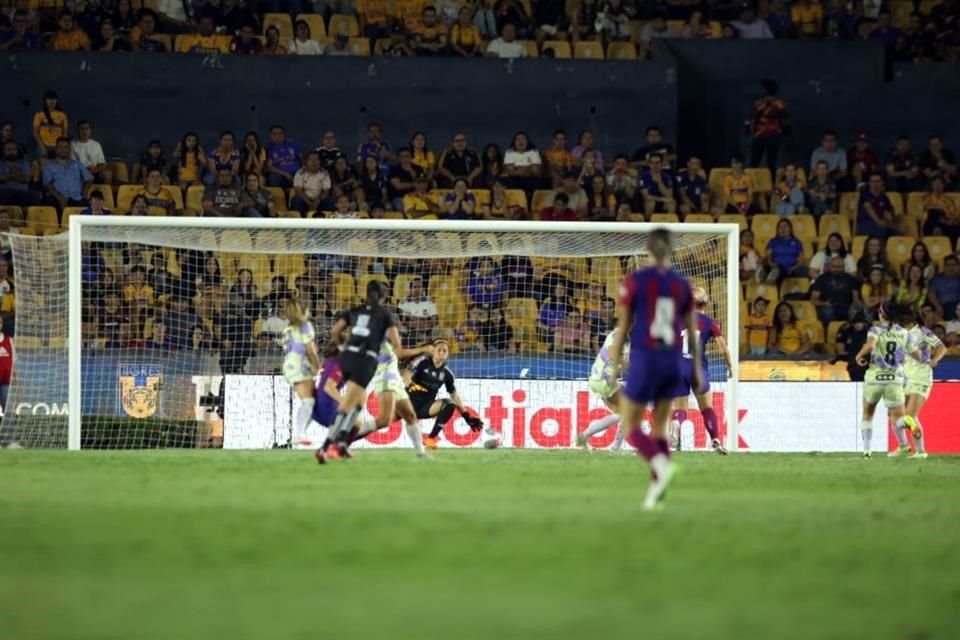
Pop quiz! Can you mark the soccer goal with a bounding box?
[1,217,739,451]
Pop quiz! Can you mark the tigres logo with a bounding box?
[408,383,428,394]
[118,364,162,419]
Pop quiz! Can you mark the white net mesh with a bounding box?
[1,221,737,450]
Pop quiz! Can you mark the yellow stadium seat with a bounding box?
[780,277,810,300]
[886,236,914,273]
[348,37,370,56]
[521,40,540,58]
[506,189,528,211]
[851,235,868,262]
[906,192,926,218]
[393,274,421,301]
[790,214,816,242]
[264,13,294,42]
[91,185,115,208]
[818,213,851,241]
[574,41,603,59]
[716,213,747,230]
[745,282,780,305]
[709,21,722,37]
[328,13,359,37]
[506,297,539,322]
[650,213,679,223]
[606,42,637,60]
[838,192,858,219]
[15,336,43,349]
[591,257,623,281]
[751,213,779,239]
[26,206,59,233]
[61,207,86,229]
[925,236,954,266]
[109,160,129,184]
[185,185,205,214]
[667,20,684,33]
[628,20,645,43]
[542,40,571,58]
[272,254,304,275]
[333,273,356,309]
[116,185,140,212]
[384,211,406,219]
[465,233,501,256]
[745,169,773,194]
[803,318,825,348]
[220,229,253,253]
[0,205,23,225]
[296,13,326,39]
[775,167,807,184]
[790,301,817,325]
[825,321,846,355]
[684,213,714,224]
[708,168,732,199]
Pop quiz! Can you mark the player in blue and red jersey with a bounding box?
[672,287,734,454]
[310,343,376,446]
[609,228,702,511]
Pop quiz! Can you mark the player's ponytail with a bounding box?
[285,298,309,325]
[366,279,387,306]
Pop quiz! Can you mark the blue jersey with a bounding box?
[620,266,693,355]
[312,358,344,427]
[619,266,693,404]
[683,312,722,367]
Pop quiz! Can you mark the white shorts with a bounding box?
[373,362,408,401]
[588,376,620,401]
[863,382,905,408]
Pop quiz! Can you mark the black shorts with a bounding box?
[340,352,378,388]
[410,392,437,419]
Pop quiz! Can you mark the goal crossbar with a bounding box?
[66,216,740,451]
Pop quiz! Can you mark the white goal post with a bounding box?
[63,217,739,451]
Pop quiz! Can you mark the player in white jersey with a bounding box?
[575,329,629,451]
[281,299,321,446]
[895,308,946,459]
[853,303,921,458]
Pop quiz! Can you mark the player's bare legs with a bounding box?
[621,396,674,511]
[670,396,688,451]
[292,380,315,446]
[395,397,428,458]
[903,394,928,458]
[885,404,913,458]
[860,400,878,458]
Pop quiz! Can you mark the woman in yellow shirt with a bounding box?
[173,132,206,189]
[410,132,436,182]
[449,7,481,57]
[769,301,812,355]
[861,266,893,313]
[32,90,68,159]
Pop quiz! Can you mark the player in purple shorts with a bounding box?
[609,228,702,511]
[671,287,734,454]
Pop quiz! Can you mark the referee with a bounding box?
[403,338,483,449]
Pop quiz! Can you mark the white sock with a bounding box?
[913,419,926,453]
[893,418,909,447]
[611,427,625,451]
[860,419,873,452]
[404,420,425,455]
[294,398,315,440]
[669,419,680,441]
[358,417,377,437]
[584,413,621,438]
[650,453,671,480]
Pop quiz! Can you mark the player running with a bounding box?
[318,280,431,462]
[404,339,485,450]
[853,303,921,459]
[671,287,734,454]
[308,343,377,444]
[895,307,946,459]
[575,328,629,452]
[609,229,702,511]
[281,299,321,447]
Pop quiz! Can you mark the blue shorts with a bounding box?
[674,359,710,398]
[311,400,338,428]
[623,353,684,405]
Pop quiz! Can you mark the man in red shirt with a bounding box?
[539,192,578,221]
[848,132,880,189]
[750,78,789,178]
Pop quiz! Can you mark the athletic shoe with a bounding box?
[862,451,872,458]
[423,436,439,450]
[904,415,922,439]
[909,452,929,460]
[711,438,728,455]
[887,446,911,458]
[338,444,353,459]
[642,461,674,511]
[314,449,327,465]
[416,450,432,460]
[575,433,589,451]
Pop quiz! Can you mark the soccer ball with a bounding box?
[483,437,501,450]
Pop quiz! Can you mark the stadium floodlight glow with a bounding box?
[6,216,739,452]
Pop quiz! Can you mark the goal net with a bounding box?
[2,218,739,451]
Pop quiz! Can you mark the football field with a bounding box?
[1,449,958,640]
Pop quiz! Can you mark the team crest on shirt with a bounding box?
[118,364,162,419]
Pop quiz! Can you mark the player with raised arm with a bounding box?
[318,280,431,462]
[404,339,485,450]
[575,328,629,452]
[609,229,701,511]
[281,299,321,447]
[671,287,734,454]
[896,307,946,459]
[853,303,921,459]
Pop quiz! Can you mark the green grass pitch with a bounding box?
[1,449,959,640]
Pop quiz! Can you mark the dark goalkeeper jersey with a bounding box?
[406,355,456,402]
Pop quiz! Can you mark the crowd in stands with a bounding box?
[1,0,958,60]
[2,73,960,372]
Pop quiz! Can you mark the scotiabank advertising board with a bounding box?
[223,378,960,454]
